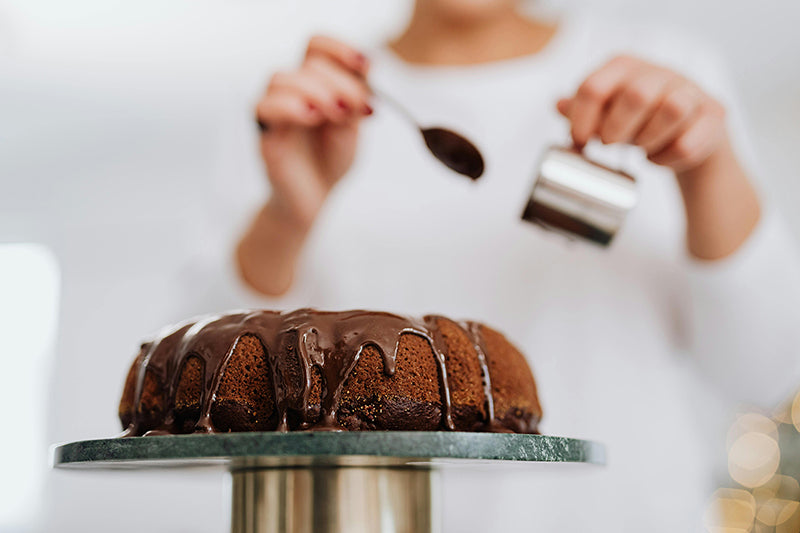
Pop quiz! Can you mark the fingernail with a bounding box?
[363,104,373,116]
[355,52,368,68]
[337,99,350,112]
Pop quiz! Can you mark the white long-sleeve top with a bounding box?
[206,13,800,531]
[37,12,800,533]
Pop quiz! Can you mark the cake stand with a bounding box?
[52,432,605,533]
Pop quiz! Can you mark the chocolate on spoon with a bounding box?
[256,84,486,180]
[371,86,485,180]
[420,127,485,180]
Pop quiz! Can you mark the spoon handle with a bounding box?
[369,84,420,129]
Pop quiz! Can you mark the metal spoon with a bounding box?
[371,86,485,180]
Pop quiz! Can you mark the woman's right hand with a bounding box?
[256,35,373,230]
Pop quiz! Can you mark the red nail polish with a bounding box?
[337,99,350,111]
[363,104,373,116]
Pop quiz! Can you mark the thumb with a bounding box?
[556,98,572,118]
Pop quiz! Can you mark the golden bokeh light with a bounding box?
[777,518,800,533]
[772,402,792,425]
[716,398,800,533]
[776,501,800,533]
[703,488,756,532]
[752,475,800,504]
[757,499,799,527]
[752,485,778,504]
[727,432,781,488]
[727,414,779,450]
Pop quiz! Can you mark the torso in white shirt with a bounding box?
[287,15,721,531]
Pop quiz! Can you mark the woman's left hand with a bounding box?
[557,55,727,174]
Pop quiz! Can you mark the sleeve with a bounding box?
[668,38,800,407]
[685,209,800,407]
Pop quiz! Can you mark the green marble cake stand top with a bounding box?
[52,431,605,470]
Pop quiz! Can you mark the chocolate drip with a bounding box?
[122,309,508,436]
[424,316,455,431]
[461,321,495,427]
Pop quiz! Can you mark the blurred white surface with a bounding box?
[0,1,798,532]
[0,244,58,531]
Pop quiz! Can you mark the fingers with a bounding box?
[256,91,324,128]
[556,98,571,117]
[568,56,639,147]
[599,69,676,144]
[648,103,726,172]
[558,54,729,172]
[306,34,369,77]
[267,71,349,124]
[633,83,703,154]
[305,56,372,115]
[256,35,373,131]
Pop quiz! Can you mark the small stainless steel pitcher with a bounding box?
[521,146,638,246]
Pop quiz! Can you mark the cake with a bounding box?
[119,309,542,435]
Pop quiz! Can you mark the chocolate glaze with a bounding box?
[421,127,485,180]
[122,309,516,436]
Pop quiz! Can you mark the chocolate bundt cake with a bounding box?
[119,309,542,435]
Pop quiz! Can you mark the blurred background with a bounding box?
[1,1,799,532]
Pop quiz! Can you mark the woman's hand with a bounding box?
[557,55,761,260]
[256,35,373,230]
[238,36,371,297]
[557,55,727,174]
